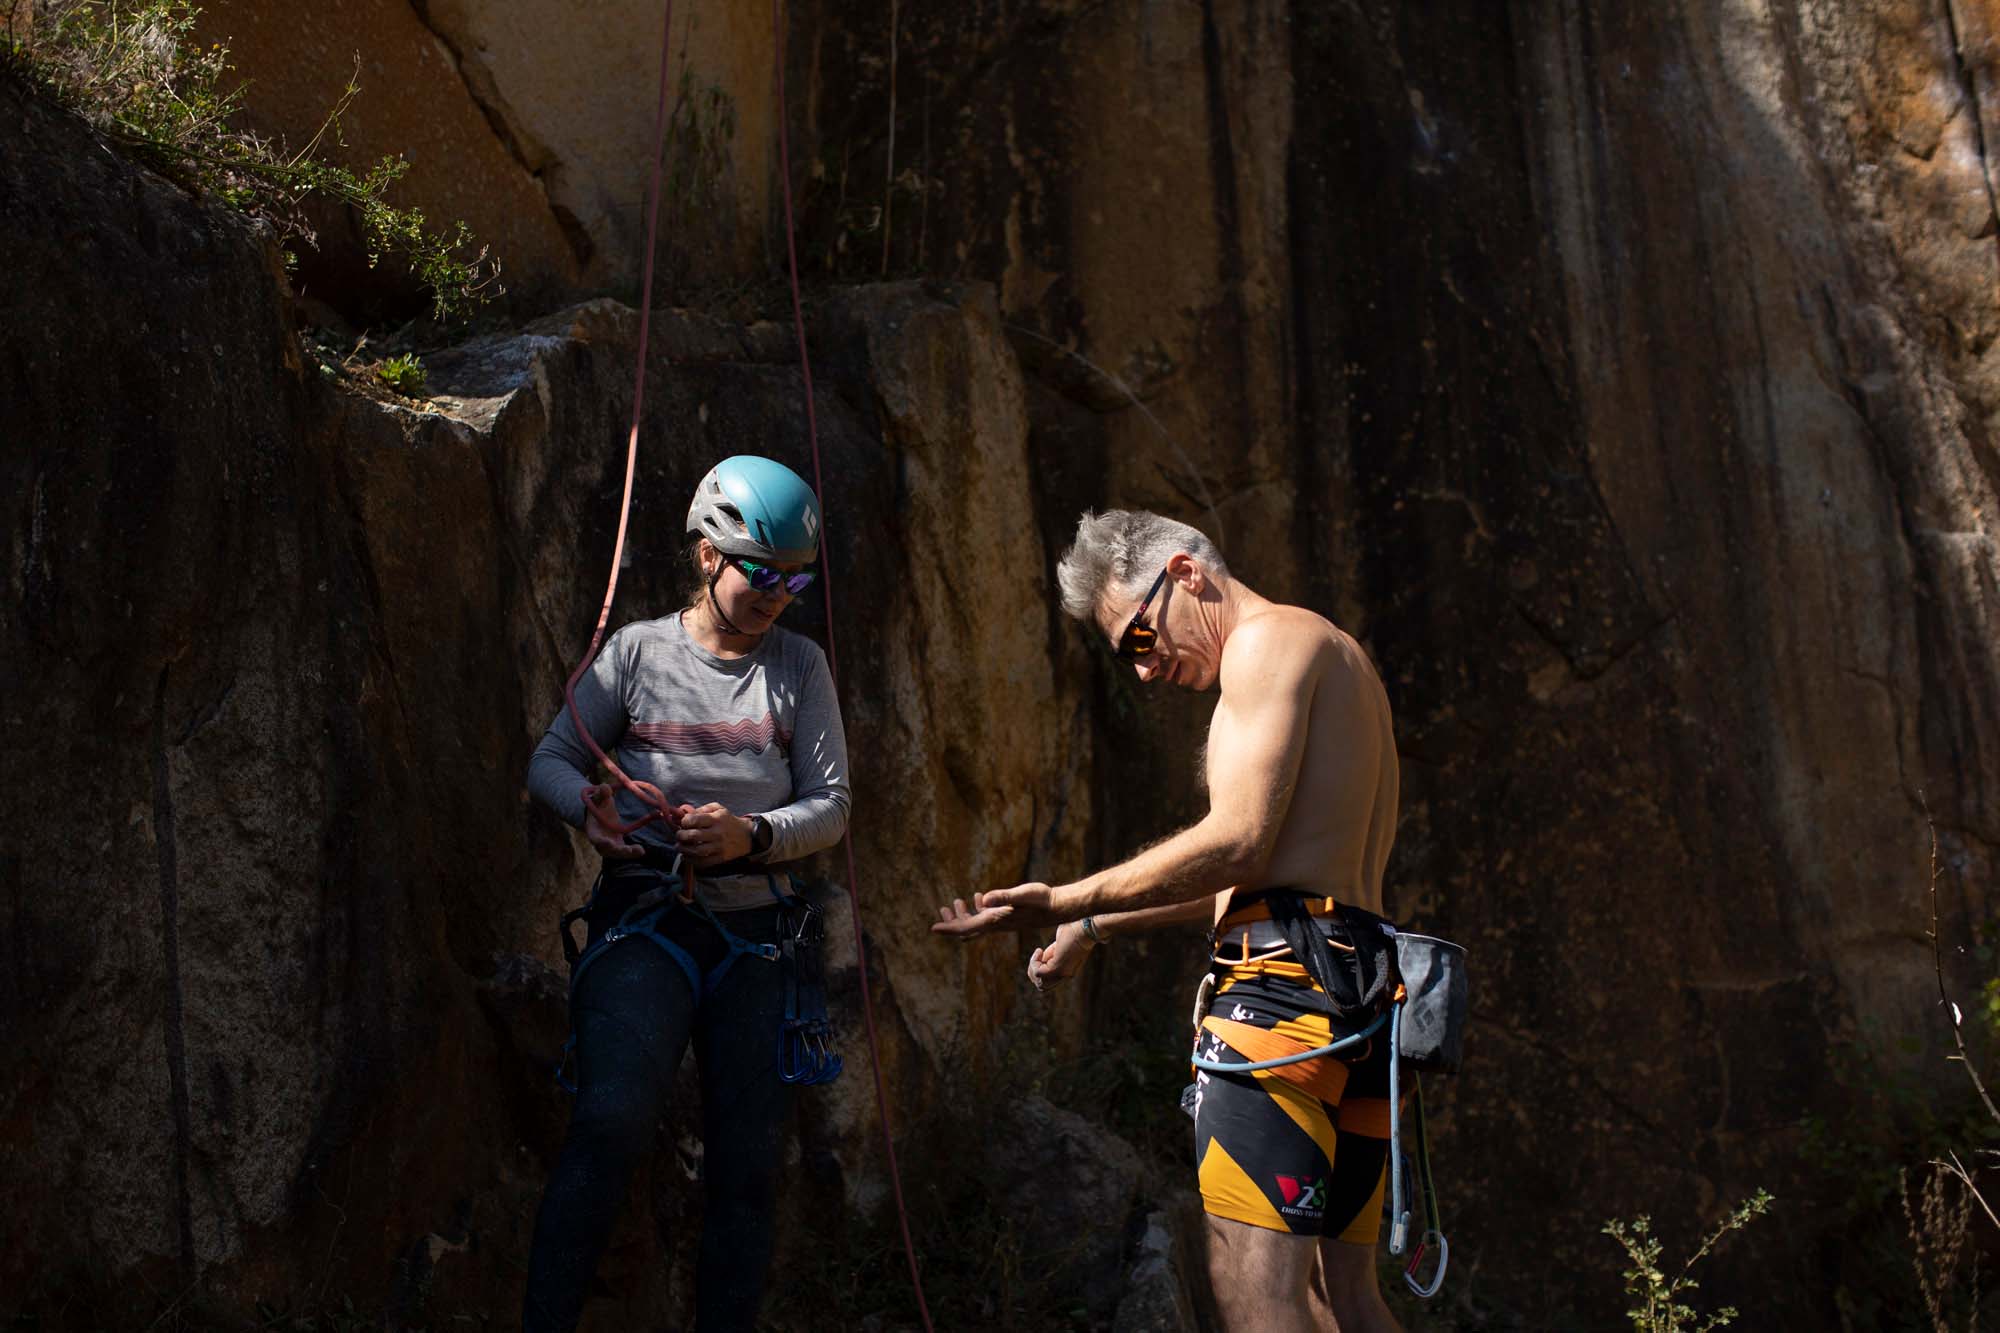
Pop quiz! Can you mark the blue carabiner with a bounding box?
[779,1023,838,1085]
[779,1027,810,1083]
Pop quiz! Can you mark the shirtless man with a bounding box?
[933,509,1403,1333]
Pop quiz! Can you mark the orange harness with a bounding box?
[1215,892,1341,932]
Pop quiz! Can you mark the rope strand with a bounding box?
[772,2,935,1327]
[559,0,680,844]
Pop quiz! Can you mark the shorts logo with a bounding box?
[1277,1175,1325,1214]
[1229,1003,1255,1021]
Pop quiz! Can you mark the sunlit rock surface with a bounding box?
[5,0,2000,1326]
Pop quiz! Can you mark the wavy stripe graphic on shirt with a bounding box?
[627,714,791,756]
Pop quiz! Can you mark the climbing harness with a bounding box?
[553,871,775,1092]
[548,0,933,1325]
[1187,892,1468,1299]
[552,864,839,1094]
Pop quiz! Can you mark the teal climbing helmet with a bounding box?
[685,455,822,564]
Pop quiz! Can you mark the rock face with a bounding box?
[5,0,2000,1328]
[801,0,2000,1319]
[1,65,1102,1326]
[191,0,781,314]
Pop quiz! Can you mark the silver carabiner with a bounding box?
[1189,971,1217,1040]
[1403,1229,1448,1299]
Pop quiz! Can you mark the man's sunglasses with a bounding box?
[1114,566,1172,661]
[729,554,817,596]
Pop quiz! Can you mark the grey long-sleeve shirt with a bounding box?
[527,613,851,910]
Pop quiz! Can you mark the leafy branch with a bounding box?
[2,0,501,319]
[1603,1189,1773,1333]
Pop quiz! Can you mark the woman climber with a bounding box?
[520,454,850,1332]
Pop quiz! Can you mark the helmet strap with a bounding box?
[705,562,752,638]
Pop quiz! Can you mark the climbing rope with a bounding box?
[771,1,936,1326]
[559,0,686,884]
[561,1,933,1325]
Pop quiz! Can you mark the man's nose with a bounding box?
[1133,656,1160,682]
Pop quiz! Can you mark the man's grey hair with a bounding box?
[1055,509,1228,621]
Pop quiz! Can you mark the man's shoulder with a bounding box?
[1223,604,1335,661]
[1220,605,1378,690]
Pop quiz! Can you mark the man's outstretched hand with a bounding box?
[932,882,1061,937]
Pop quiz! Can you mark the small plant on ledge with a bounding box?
[374,352,426,397]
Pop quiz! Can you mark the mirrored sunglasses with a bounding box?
[730,555,817,596]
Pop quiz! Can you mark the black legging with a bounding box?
[523,901,792,1333]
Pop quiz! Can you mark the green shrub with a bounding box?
[1603,1189,1772,1333]
[1,0,501,320]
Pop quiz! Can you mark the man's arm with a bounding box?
[1057,615,1318,916]
[1086,898,1217,937]
[1025,897,1214,990]
[935,614,1323,935]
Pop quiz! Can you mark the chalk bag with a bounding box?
[1393,932,1469,1075]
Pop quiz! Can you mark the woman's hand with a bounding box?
[582,784,646,861]
[1027,920,1096,991]
[677,802,753,867]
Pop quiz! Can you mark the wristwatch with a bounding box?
[747,814,774,857]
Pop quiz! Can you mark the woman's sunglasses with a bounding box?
[729,554,817,596]
[1114,566,1172,661]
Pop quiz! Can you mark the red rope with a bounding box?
[560,0,686,873]
[772,2,935,1328]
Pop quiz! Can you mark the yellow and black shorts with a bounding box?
[1189,959,1393,1242]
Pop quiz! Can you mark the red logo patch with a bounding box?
[1277,1175,1302,1205]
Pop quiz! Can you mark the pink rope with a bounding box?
[560,0,683,866]
[772,2,935,1327]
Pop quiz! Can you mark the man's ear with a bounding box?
[1167,551,1205,594]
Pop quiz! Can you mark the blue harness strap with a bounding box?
[553,870,778,1092]
[573,888,778,1000]
[553,869,841,1093]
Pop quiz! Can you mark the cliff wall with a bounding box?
[3,0,1997,1326]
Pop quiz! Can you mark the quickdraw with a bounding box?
[1395,1075,1449,1299]
[776,896,841,1085]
